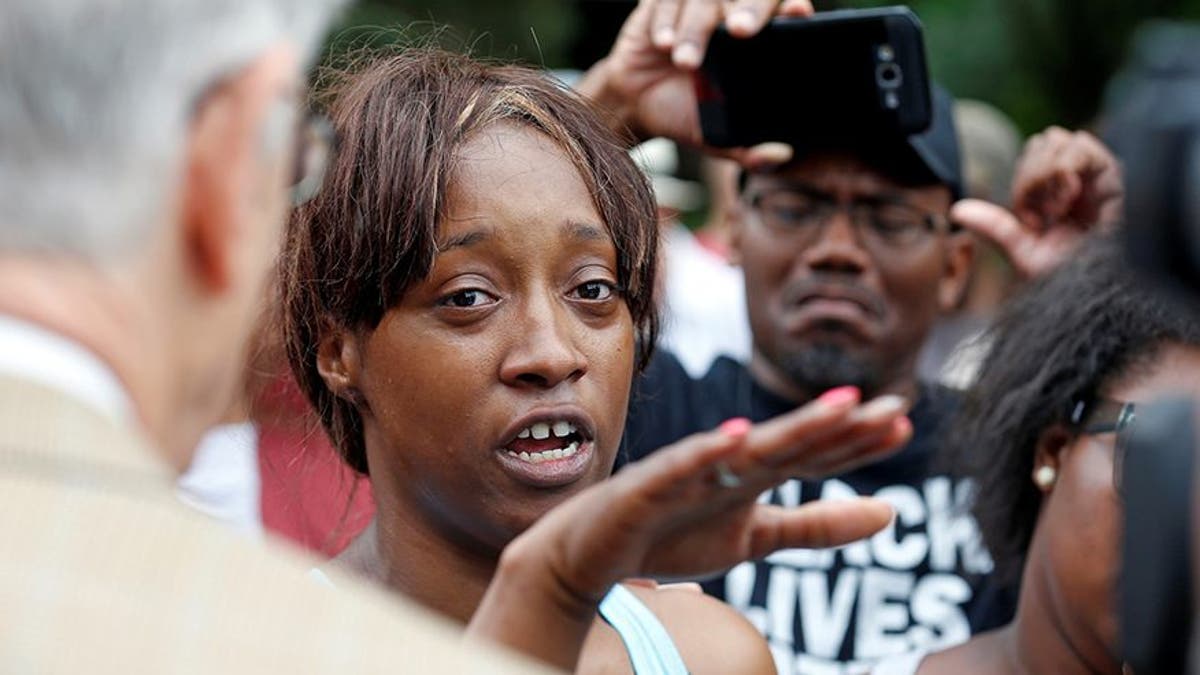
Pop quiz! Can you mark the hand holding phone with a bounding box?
[576,0,813,168]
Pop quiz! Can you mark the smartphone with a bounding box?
[696,7,932,148]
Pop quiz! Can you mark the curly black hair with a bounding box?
[949,235,1200,585]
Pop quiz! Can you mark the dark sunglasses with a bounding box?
[1070,397,1137,496]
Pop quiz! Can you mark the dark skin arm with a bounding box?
[467,391,910,671]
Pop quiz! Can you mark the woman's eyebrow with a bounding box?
[566,221,608,242]
[437,228,491,252]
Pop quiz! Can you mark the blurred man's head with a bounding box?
[731,88,974,400]
[0,0,344,464]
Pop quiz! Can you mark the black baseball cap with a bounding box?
[900,84,963,199]
[739,84,963,200]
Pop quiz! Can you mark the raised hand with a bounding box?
[468,388,907,670]
[951,127,1123,279]
[1010,126,1123,232]
[578,0,812,168]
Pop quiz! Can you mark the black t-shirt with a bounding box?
[621,352,1016,675]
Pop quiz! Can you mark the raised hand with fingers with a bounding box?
[951,126,1123,279]
[467,388,908,670]
[1010,127,1123,231]
[578,0,811,169]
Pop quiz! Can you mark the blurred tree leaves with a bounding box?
[324,0,576,66]
[821,0,1200,132]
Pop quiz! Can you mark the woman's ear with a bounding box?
[1032,424,1072,493]
[317,328,365,406]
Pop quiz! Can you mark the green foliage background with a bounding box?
[324,0,1200,135]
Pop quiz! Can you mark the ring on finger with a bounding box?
[713,461,743,488]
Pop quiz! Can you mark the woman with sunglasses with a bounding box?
[873,236,1200,674]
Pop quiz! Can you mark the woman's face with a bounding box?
[1041,344,1200,657]
[351,123,635,553]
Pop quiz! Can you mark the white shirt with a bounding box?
[0,314,134,426]
[658,224,753,377]
[176,422,264,539]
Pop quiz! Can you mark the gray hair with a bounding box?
[0,0,347,258]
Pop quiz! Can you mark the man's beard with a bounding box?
[777,341,881,397]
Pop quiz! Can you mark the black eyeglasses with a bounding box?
[744,186,955,253]
[1070,397,1137,496]
[290,112,336,206]
[191,76,335,207]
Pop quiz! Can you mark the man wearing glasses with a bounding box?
[621,88,991,674]
[614,79,1124,671]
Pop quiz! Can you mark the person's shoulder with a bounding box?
[0,471,549,673]
[624,352,750,464]
[673,353,750,406]
[701,354,750,385]
[640,349,694,385]
[900,628,1009,675]
[869,648,927,675]
[869,630,1005,675]
[625,583,776,675]
[639,350,746,389]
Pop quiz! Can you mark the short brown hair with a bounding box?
[280,48,659,475]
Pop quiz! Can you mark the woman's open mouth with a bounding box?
[506,420,584,462]
[495,415,596,488]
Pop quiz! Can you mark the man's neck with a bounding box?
[0,257,188,469]
[747,349,920,405]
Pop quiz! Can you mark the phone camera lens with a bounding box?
[876,62,903,89]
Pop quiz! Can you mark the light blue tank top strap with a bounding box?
[597,584,690,675]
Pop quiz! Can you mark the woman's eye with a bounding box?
[572,280,616,301]
[440,289,494,308]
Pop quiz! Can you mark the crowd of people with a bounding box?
[2,0,1198,673]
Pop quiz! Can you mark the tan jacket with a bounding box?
[0,375,553,674]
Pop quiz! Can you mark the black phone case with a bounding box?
[697,7,932,148]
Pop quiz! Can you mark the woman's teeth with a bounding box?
[516,420,577,440]
[507,441,581,464]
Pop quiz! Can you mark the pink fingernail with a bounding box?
[893,416,913,436]
[818,386,860,407]
[719,417,752,437]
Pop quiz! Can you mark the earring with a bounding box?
[1034,465,1057,489]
